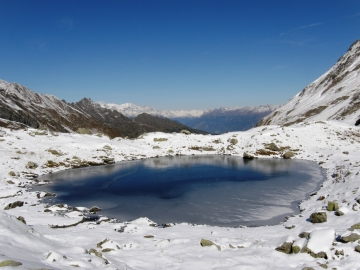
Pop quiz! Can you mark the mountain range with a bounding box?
[0,80,206,138]
[99,102,278,134]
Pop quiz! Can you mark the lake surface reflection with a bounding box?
[37,155,324,227]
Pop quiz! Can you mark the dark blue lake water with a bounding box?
[37,155,324,227]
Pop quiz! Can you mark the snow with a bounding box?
[0,120,360,269]
[97,101,278,118]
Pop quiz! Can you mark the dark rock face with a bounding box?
[309,212,327,223]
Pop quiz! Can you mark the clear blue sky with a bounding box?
[1,0,360,110]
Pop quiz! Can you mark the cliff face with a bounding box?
[257,40,360,127]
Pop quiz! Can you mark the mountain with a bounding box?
[257,40,360,127]
[98,102,278,134]
[0,80,126,137]
[173,105,278,134]
[0,80,205,138]
[98,102,203,118]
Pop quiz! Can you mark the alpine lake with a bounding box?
[35,155,325,227]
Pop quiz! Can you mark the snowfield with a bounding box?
[0,121,360,269]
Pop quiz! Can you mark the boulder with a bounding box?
[283,151,294,159]
[243,152,255,160]
[327,201,339,211]
[309,212,327,223]
[26,161,38,169]
[180,130,191,135]
[200,238,221,251]
[275,241,292,254]
[0,260,22,267]
[4,201,24,210]
[17,216,26,224]
[335,210,344,216]
[228,138,238,145]
[355,245,360,253]
[299,232,310,239]
[340,233,360,243]
[267,143,280,151]
[89,206,102,214]
[350,222,360,230]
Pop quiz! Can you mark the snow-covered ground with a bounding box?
[0,120,360,269]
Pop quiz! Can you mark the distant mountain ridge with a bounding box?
[98,102,204,118]
[0,79,206,138]
[98,102,279,134]
[257,40,360,127]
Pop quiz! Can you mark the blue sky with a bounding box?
[1,0,360,110]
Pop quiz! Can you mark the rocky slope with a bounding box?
[257,40,360,127]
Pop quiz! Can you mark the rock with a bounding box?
[8,171,16,177]
[89,248,103,258]
[352,203,358,211]
[4,201,24,210]
[101,248,114,253]
[275,241,292,254]
[144,235,154,238]
[301,268,315,270]
[243,152,255,160]
[310,251,328,259]
[309,212,327,223]
[200,238,221,251]
[180,130,190,135]
[228,138,238,145]
[355,245,360,253]
[267,143,280,151]
[335,210,344,216]
[0,260,22,267]
[26,161,38,169]
[340,233,360,243]
[89,206,101,214]
[299,232,310,239]
[283,151,294,159]
[327,201,339,211]
[292,245,300,254]
[77,128,91,134]
[17,216,26,224]
[200,238,214,247]
[350,222,360,230]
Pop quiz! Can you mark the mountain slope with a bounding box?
[0,80,125,137]
[257,40,360,127]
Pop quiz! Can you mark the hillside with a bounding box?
[257,40,360,127]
